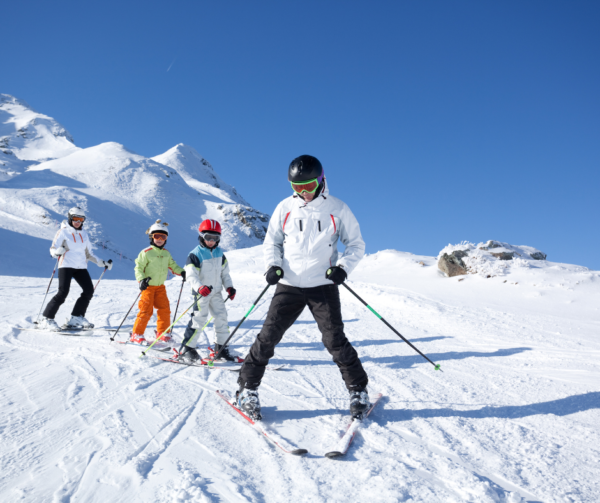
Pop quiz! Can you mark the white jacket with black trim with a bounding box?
[50,221,102,269]
[184,243,233,297]
[263,180,365,288]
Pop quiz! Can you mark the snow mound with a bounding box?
[0,94,79,181]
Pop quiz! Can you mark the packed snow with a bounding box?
[1,246,599,502]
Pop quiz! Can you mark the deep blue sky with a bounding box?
[2,1,599,269]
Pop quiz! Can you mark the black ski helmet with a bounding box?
[288,155,323,182]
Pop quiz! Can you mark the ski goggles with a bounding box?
[200,231,220,243]
[152,233,168,240]
[290,176,322,194]
[71,216,85,222]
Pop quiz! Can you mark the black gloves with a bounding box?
[180,270,187,281]
[266,266,284,285]
[326,266,347,285]
[140,277,151,291]
[227,287,236,300]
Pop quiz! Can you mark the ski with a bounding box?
[116,340,172,352]
[325,392,383,459]
[150,355,244,370]
[150,355,284,371]
[216,390,308,456]
[17,327,95,337]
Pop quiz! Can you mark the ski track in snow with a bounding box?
[1,248,600,502]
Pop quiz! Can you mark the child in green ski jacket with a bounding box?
[131,220,185,344]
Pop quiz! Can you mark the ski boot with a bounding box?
[38,317,60,332]
[64,315,94,329]
[236,388,262,421]
[178,345,200,363]
[210,344,243,363]
[349,388,370,420]
[154,330,173,344]
[130,333,147,345]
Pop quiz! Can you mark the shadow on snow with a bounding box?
[380,391,600,421]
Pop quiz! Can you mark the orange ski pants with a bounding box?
[132,285,171,335]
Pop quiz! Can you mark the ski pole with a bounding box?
[94,259,113,292]
[340,281,442,371]
[110,290,142,342]
[35,256,60,324]
[140,300,197,357]
[211,284,271,363]
[157,295,232,347]
[170,276,186,329]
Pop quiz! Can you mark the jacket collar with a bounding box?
[61,220,82,233]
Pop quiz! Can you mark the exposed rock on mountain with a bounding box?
[438,241,548,278]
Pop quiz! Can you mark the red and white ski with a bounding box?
[216,390,308,456]
[325,392,383,459]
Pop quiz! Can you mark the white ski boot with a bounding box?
[236,388,262,421]
[349,388,370,420]
[38,317,60,332]
[64,316,94,329]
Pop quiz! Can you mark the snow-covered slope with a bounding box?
[0,95,269,278]
[1,247,599,502]
[0,94,79,181]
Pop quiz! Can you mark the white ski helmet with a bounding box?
[146,219,169,236]
[68,207,86,219]
[67,207,86,227]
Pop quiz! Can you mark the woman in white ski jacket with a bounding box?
[39,207,112,331]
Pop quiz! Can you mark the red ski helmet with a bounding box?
[198,219,222,234]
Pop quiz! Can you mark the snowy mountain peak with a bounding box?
[0,94,79,180]
[152,144,249,206]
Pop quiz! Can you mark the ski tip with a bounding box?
[325,451,343,459]
[291,448,308,456]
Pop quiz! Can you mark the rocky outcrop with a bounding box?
[438,250,469,277]
[438,240,548,278]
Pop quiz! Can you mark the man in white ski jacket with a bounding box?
[237,155,370,421]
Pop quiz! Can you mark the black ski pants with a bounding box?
[239,283,368,392]
[43,268,94,319]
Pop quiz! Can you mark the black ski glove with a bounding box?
[227,287,236,300]
[266,266,284,285]
[180,270,186,281]
[326,266,347,285]
[140,277,151,291]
